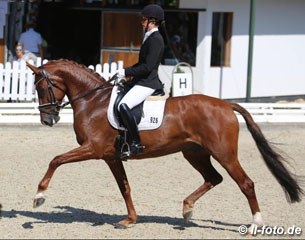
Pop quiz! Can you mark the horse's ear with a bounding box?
[26,61,40,75]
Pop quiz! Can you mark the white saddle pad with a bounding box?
[107,86,167,131]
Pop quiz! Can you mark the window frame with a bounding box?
[210,12,233,67]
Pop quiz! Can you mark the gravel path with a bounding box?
[0,123,304,239]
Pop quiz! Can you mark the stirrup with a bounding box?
[120,143,145,160]
[120,143,130,160]
[120,151,130,160]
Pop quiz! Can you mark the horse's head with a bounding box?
[27,62,66,127]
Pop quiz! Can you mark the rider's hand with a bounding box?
[117,78,126,88]
[113,72,126,88]
[115,69,125,83]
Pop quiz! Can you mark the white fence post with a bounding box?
[102,63,110,79]
[11,61,20,100]
[3,62,11,100]
[19,61,27,100]
[95,64,102,76]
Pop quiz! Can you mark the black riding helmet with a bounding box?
[141,4,164,23]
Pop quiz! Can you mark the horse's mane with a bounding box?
[44,59,108,84]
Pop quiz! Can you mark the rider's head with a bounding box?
[141,4,164,31]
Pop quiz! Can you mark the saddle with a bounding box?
[111,82,166,160]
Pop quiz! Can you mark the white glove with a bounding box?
[113,70,126,88]
[117,78,126,88]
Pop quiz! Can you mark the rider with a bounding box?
[117,4,165,157]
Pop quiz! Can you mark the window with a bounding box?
[211,12,233,67]
[162,11,198,66]
[101,12,142,66]
[100,10,198,67]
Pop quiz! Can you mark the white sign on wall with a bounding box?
[172,72,193,97]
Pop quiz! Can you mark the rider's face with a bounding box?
[141,17,148,29]
[141,17,156,32]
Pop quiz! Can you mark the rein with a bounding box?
[35,66,114,113]
[62,83,113,109]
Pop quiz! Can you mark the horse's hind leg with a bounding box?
[218,157,264,230]
[182,147,223,221]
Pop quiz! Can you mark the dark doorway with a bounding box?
[37,2,101,66]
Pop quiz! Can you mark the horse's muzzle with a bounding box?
[40,113,60,127]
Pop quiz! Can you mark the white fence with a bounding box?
[0,58,123,102]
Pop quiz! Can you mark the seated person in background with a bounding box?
[11,43,37,64]
[7,43,37,103]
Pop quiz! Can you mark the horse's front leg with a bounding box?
[105,160,137,228]
[33,143,96,208]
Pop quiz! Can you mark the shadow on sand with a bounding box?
[1,205,245,233]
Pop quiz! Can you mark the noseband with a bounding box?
[35,66,113,115]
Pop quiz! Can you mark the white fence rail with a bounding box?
[0,103,73,124]
[236,103,305,123]
[0,58,123,102]
[0,102,305,124]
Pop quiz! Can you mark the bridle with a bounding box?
[34,66,113,115]
[34,67,67,115]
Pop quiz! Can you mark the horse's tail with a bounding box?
[231,102,304,203]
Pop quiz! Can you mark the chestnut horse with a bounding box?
[27,59,303,230]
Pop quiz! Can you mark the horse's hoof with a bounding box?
[114,220,136,229]
[33,193,45,208]
[114,222,128,229]
[183,209,193,222]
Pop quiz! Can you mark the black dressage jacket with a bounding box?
[125,31,164,90]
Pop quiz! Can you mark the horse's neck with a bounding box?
[64,71,105,102]
[66,77,112,110]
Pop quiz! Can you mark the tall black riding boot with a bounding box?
[119,103,144,157]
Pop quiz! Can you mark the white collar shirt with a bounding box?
[143,27,159,43]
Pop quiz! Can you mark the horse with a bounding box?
[26,59,303,230]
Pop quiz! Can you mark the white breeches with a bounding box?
[118,85,155,110]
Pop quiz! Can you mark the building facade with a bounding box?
[1,0,305,101]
